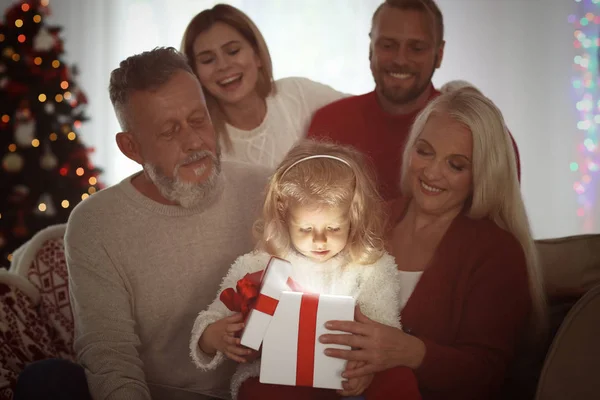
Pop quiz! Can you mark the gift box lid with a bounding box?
[240,256,294,350]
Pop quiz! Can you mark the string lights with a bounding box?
[570,0,599,232]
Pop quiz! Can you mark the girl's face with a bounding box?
[287,203,351,263]
[192,22,262,107]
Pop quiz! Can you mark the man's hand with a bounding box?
[337,360,374,396]
[198,314,258,363]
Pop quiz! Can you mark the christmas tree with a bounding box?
[0,0,103,268]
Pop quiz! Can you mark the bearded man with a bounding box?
[308,0,520,200]
[15,47,269,400]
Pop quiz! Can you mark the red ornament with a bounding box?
[5,81,29,96]
[76,88,88,104]
[12,212,28,238]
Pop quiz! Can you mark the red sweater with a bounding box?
[388,203,532,399]
[308,89,520,201]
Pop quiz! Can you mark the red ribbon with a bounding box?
[220,270,305,320]
[296,293,320,387]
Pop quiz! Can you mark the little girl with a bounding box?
[189,140,420,400]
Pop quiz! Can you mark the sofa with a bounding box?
[533,234,600,399]
[0,225,599,399]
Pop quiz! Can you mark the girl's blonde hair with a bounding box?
[401,82,547,336]
[180,4,275,152]
[255,139,385,265]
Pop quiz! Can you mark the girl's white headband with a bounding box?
[281,155,351,177]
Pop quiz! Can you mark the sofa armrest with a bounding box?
[535,284,600,400]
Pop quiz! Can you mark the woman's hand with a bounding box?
[199,313,258,363]
[337,360,373,396]
[320,306,426,379]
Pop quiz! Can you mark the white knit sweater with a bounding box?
[190,250,402,399]
[222,77,346,168]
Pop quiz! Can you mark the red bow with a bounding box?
[220,270,264,320]
[220,270,307,320]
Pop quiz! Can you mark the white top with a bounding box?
[222,77,346,168]
[398,270,424,309]
[65,161,270,400]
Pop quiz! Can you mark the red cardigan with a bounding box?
[389,204,532,399]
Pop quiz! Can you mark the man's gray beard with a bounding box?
[143,150,221,208]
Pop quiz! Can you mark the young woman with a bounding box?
[181,5,346,168]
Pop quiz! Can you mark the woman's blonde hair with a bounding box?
[255,139,385,265]
[440,79,481,94]
[400,82,547,335]
[180,4,275,152]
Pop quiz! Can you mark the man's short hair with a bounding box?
[371,0,444,46]
[109,47,196,131]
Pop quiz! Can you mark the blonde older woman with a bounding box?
[320,85,546,400]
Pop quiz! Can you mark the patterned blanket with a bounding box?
[0,225,75,399]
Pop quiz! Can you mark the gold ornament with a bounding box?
[2,152,24,173]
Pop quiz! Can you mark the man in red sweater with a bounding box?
[308,0,520,201]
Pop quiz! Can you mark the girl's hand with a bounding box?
[337,360,373,396]
[320,306,426,378]
[199,313,255,363]
[244,347,261,363]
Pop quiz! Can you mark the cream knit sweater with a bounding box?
[65,161,270,400]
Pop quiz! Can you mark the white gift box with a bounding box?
[260,291,355,389]
[240,257,294,351]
